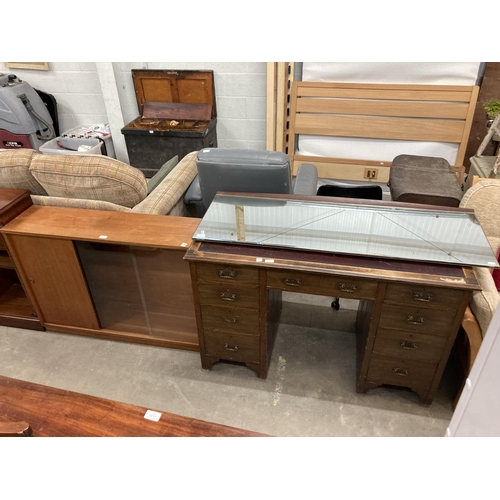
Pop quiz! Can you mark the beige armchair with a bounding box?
[456,179,500,404]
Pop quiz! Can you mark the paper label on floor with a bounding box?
[144,410,161,422]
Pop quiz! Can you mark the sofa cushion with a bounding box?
[0,149,48,195]
[30,154,147,208]
[147,155,178,194]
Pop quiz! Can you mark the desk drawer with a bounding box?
[197,283,259,310]
[384,283,463,310]
[366,353,437,389]
[201,305,260,336]
[204,331,260,363]
[373,328,446,363]
[195,262,259,286]
[378,303,455,336]
[266,270,378,300]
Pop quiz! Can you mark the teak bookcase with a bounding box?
[1,206,200,350]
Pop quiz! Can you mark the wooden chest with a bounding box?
[121,69,218,177]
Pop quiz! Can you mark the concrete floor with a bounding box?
[0,293,459,437]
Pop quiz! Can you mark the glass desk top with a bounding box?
[193,194,499,268]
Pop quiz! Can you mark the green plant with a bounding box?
[483,98,500,118]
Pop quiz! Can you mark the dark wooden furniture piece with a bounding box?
[0,189,43,331]
[185,194,482,404]
[0,206,200,351]
[0,420,32,437]
[121,70,218,177]
[0,375,265,437]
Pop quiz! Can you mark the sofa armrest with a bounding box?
[292,163,318,195]
[31,195,131,212]
[131,151,198,215]
[470,266,500,337]
[184,176,206,217]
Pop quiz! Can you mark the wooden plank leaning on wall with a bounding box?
[266,62,295,153]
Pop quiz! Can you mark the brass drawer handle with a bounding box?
[400,340,418,350]
[224,343,239,352]
[219,269,236,279]
[223,316,239,323]
[220,291,236,301]
[413,291,433,302]
[339,283,357,293]
[392,367,409,376]
[407,315,425,325]
[284,277,301,287]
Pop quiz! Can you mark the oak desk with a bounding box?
[185,193,488,404]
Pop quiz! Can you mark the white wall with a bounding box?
[0,62,268,162]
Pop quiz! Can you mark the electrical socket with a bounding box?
[364,168,379,179]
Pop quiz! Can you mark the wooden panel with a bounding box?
[378,303,456,336]
[203,331,260,363]
[0,189,33,226]
[197,282,259,309]
[294,114,466,143]
[295,82,475,101]
[373,328,447,363]
[383,283,464,310]
[5,234,99,329]
[366,353,437,390]
[200,304,260,336]
[0,375,265,437]
[131,69,216,117]
[142,102,212,121]
[292,157,391,181]
[195,261,259,286]
[296,98,470,119]
[1,206,200,249]
[266,269,378,300]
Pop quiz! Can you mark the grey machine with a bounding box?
[0,73,56,151]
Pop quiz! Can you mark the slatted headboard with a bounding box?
[288,81,479,183]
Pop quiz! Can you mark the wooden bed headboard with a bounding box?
[288,81,479,183]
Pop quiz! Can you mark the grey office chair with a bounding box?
[184,148,318,217]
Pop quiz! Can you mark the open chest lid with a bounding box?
[131,69,217,121]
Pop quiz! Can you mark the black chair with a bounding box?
[316,184,383,200]
[317,182,383,309]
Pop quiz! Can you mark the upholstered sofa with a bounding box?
[460,179,500,339]
[454,178,500,406]
[0,149,198,216]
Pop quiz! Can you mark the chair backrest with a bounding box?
[317,183,383,200]
[196,148,293,212]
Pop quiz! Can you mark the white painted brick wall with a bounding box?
[0,62,268,155]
